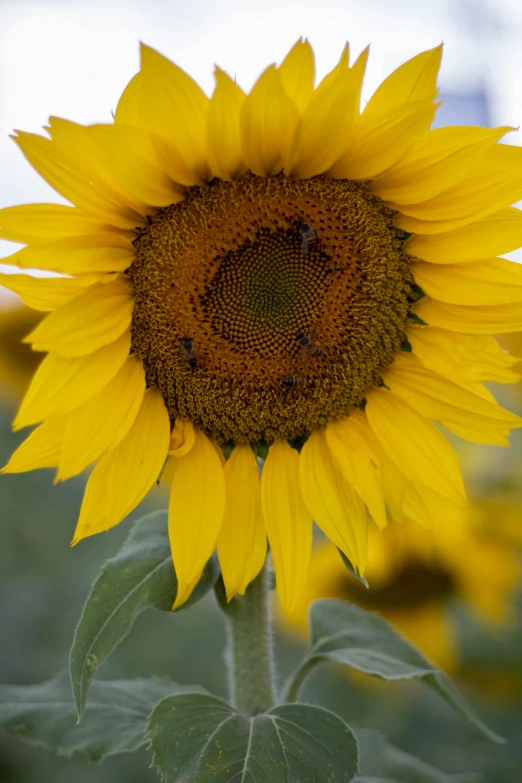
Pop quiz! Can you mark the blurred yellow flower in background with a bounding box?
[288,502,522,671]
[0,304,42,404]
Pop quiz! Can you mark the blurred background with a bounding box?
[1,0,522,781]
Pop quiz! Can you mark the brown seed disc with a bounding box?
[129,172,414,444]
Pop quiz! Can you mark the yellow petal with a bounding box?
[366,387,466,504]
[218,444,267,601]
[261,439,313,615]
[0,273,97,312]
[330,99,436,180]
[72,389,170,543]
[415,297,522,333]
[241,65,300,177]
[412,257,522,305]
[14,330,131,429]
[57,355,146,480]
[325,417,387,530]
[408,326,520,385]
[24,280,133,356]
[395,143,522,230]
[114,72,143,125]
[363,45,442,120]
[0,203,115,243]
[207,68,247,181]
[278,38,315,111]
[139,44,210,183]
[299,429,368,575]
[385,354,522,444]
[2,418,66,473]
[169,428,226,609]
[169,418,196,458]
[286,46,368,178]
[89,124,185,207]
[13,131,143,230]
[5,235,134,275]
[406,207,522,262]
[372,126,510,204]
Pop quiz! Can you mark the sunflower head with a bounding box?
[3,39,522,614]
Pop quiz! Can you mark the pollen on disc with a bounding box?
[129,173,414,444]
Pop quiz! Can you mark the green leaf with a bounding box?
[0,671,203,762]
[148,692,359,782]
[354,729,479,783]
[70,510,220,719]
[303,600,503,743]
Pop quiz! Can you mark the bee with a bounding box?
[281,375,306,389]
[181,337,197,368]
[297,332,325,358]
[297,221,318,255]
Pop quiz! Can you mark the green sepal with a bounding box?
[148,692,359,782]
[70,510,220,720]
[400,336,413,352]
[338,549,369,589]
[407,313,428,326]
[0,671,203,762]
[296,600,504,743]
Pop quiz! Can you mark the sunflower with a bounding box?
[2,40,522,614]
[286,501,522,671]
[0,304,43,402]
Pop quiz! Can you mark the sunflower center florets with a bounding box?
[128,173,413,444]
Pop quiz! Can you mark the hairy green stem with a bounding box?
[281,656,318,703]
[216,561,275,715]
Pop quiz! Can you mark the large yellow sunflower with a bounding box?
[2,40,522,614]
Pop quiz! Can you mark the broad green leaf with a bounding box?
[354,729,479,783]
[148,692,359,782]
[0,671,203,762]
[70,510,220,719]
[303,600,503,743]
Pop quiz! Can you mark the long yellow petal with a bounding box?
[14,330,131,429]
[412,257,522,305]
[372,126,510,204]
[414,297,522,334]
[57,355,146,480]
[114,72,143,125]
[366,387,466,504]
[278,38,315,111]
[217,444,267,601]
[2,418,66,473]
[286,46,368,178]
[385,354,522,443]
[24,280,133,356]
[241,65,300,177]
[408,326,520,385]
[329,100,436,180]
[207,68,247,181]
[0,203,115,243]
[261,439,313,615]
[5,234,134,275]
[362,45,442,120]
[395,143,522,230]
[299,429,368,575]
[0,273,98,312]
[169,428,226,609]
[139,44,210,183]
[89,124,185,207]
[72,389,170,543]
[406,207,522,262]
[13,131,143,230]
[325,417,387,530]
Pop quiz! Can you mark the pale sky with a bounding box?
[1,0,522,296]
